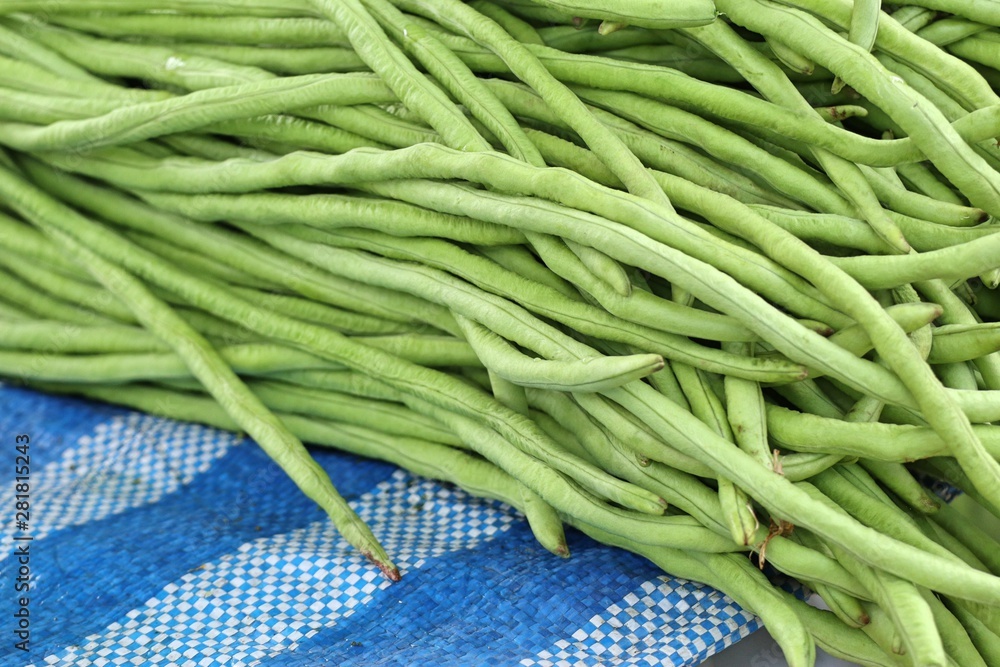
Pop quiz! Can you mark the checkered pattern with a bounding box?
[521,578,758,667]
[34,472,520,666]
[0,411,240,559]
[0,387,762,667]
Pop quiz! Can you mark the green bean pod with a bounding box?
[509,0,718,29]
[454,313,666,392]
[929,324,1000,364]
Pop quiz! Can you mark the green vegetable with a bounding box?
[4,3,1000,663]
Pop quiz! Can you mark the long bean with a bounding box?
[0,53,163,103]
[4,23,275,91]
[0,210,92,278]
[917,18,991,46]
[847,0,881,56]
[0,266,115,327]
[487,79,845,214]
[26,14,1000,170]
[917,279,1000,390]
[932,501,1000,576]
[53,145,853,331]
[476,244,577,300]
[45,380,567,557]
[782,0,999,111]
[827,541,947,666]
[22,159,454,332]
[930,324,1000,364]
[0,20,106,84]
[454,313,666,392]
[37,14,349,46]
[683,19,910,253]
[861,460,941,514]
[827,234,1000,289]
[13,155,677,523]
[0,160,399,580]
[810,467,963,564]
[894,162,966,205]
[387,388,735,552]
[166,43,367,75]
[0,344,348,384]
[313,0,490,153]
[0,73,396,151]
[890,6,937,32]
[51,145,922,390]
[306,225,758,342]
[749,206,998,254]
[858,165,987,226]
[0,320,166,354]
[944,600,1000,665]
[512,0,717,29]
[389,0,672,206]
[0,1,311,15]
[254,223,807,382]
[128,233,275,291]
[433,31,1000,166]
[364,0,542,165]
[601,382,1000,601]
[0,247,136,323]
[137,189,525,245]
[33,13,638,297]
[766,404,1000,461]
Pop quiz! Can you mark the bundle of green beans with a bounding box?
[3,1,1000,664]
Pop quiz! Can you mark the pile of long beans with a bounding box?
[3,1,1000,664]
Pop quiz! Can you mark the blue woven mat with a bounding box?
[0,385,763,666]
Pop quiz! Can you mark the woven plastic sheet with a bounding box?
[0,385,763,666]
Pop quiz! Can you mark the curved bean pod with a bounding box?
[314,0,491,153]
[477,244,579,300]
[0,344,349,383]
[37,13,348,45]
[890,5,936,31]
[671,358,758,546]
[0,20,105,84]
[0,73,396,151]
[138,189,525,246]
[454,313,665,392]
[0,267,115,327]
[766,404,1000,462]
[392,389,737,551]
[516,0,718,29]
[917,17,991,46]
[608,381,1000,602]
[785,0,998,112]
[166,43,367,75]
[929,324,1000,364]
[749,206,999,254]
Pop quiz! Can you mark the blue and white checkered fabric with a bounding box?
[0,385,762,666]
